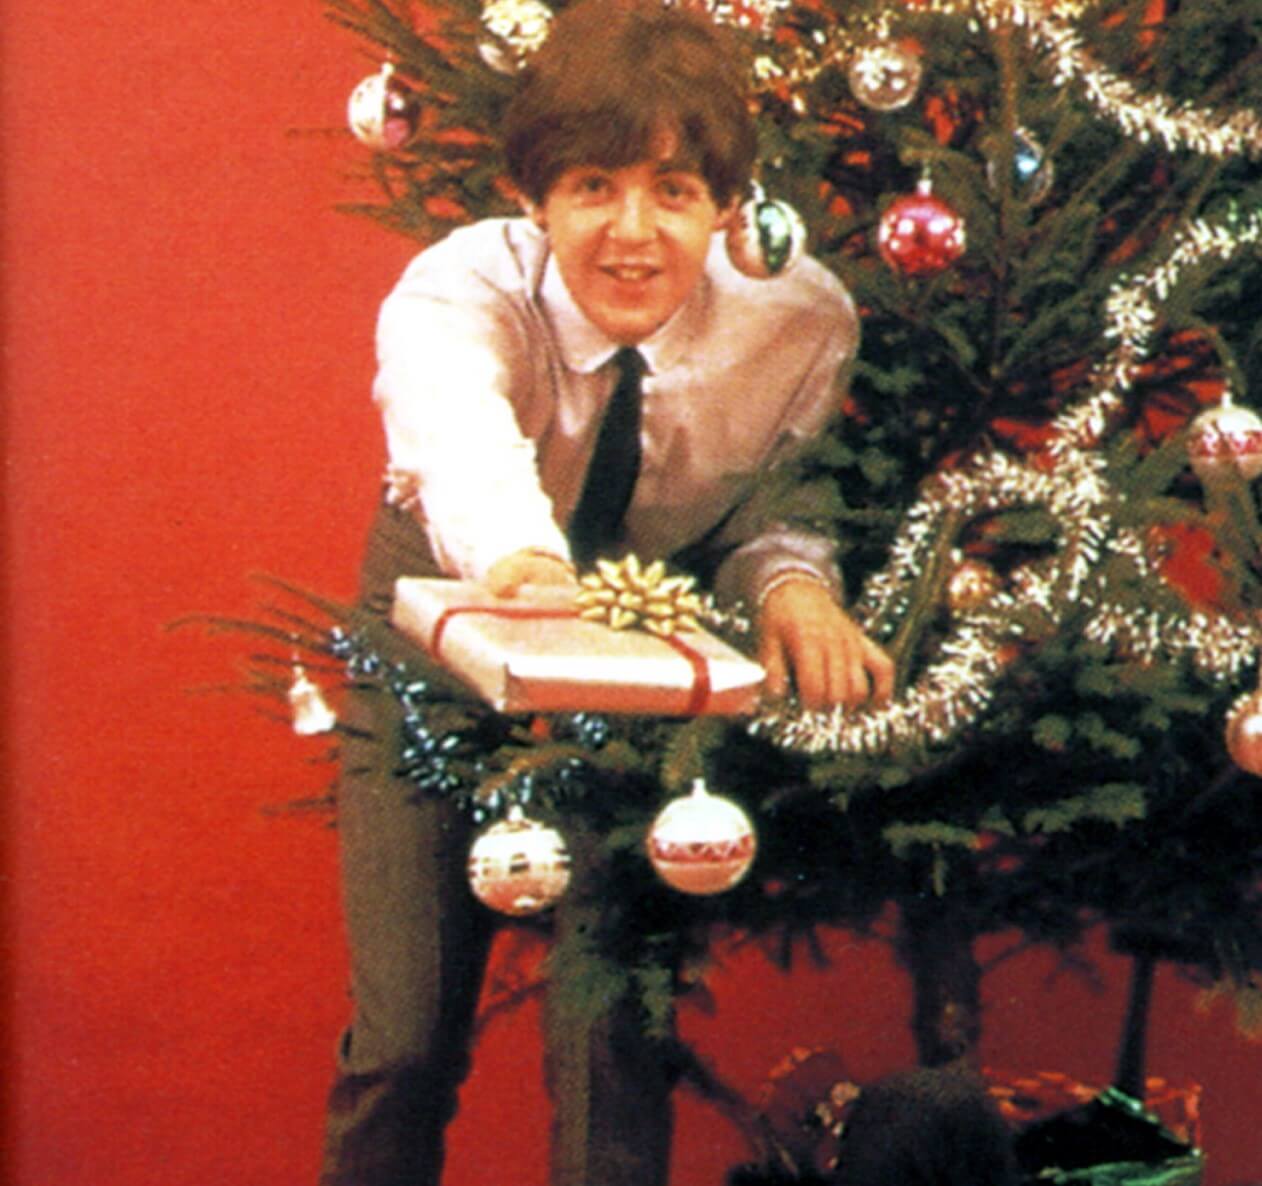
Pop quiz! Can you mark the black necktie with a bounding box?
[568,347,646,567]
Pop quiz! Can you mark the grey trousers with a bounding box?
[318,505,675,1186]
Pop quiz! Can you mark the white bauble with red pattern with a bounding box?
[647,780,757,895]
[1187,397,1262,483]
[467,806,571,916]
[1225,689,1262,776]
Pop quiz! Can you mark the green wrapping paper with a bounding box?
[1029,1155,1202,1186]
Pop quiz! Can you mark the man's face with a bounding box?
[532,146,735,345]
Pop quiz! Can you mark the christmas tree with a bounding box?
[249,0,1262,1173]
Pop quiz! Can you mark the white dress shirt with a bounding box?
[374,217,860,605]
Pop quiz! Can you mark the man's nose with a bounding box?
[608,188,656,242]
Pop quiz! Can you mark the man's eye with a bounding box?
[577,174,611,196]
[657,177,699,203]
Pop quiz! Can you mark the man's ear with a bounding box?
[520,195,547,230]
[715,195,741,231]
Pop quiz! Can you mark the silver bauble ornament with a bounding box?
[986,126,1054,205]
[1187,396,1262,483]
[347,63,422,152]
[646,779,756,896]
[847,40,924,112]
[467,805,571,916]
[725,183,806,279]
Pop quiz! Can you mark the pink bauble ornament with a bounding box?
[347,63,422,151]
[847,40,924,112]
[877,179,967,277]
[1187,396,1262,483]
[647,780,756,895]
[1226,689,1262,775]
[467,806,571,915]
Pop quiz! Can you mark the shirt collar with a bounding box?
[539,239,716,377]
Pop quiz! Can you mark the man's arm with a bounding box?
[705,274,892,710]
[375,245,573,582]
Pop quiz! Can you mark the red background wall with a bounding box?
[2,3,1258,1183]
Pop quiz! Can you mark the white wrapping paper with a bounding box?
[391,578,765,716]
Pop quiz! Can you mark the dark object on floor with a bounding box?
[727,1168,834,1186]
[830,1061,1020,1186]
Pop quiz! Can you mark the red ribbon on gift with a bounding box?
[427,603,713,715]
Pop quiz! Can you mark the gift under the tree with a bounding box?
[390,577,764,715]
[727,1058,1206,1186]
[984,1069,1202,1151]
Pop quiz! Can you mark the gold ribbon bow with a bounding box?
[575,555,704,636]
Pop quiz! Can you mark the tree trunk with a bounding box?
[1114,952,1157,1100]
[896,897,983,1066]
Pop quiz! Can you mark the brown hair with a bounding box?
[503,0,757,207]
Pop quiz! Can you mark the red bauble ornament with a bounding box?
[1186,396,1262,483]
[877,179,967,277]
[1225,689,1262,776]
[647,780,756,895]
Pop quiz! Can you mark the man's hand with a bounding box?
[757,576,895,711]
[483,548,578,598]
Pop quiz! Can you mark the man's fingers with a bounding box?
[864,639,896,704]
[760,632,791,700]
[793,639,830,709]
[484,551,577,598]
[484,571,517,597]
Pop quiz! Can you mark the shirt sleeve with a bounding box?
[374,255,572,581]
[710,280,859,609]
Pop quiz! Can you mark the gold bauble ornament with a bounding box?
[479,0,552,73]
[947,555,1003,615]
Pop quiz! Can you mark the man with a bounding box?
[320,4,893,1184]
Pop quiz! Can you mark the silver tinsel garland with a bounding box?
[757,210,1262,756]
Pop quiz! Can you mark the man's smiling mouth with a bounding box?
[601,264,660,282]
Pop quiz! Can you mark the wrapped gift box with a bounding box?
[390,578,765,716]
[985,1071,1203,1186]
